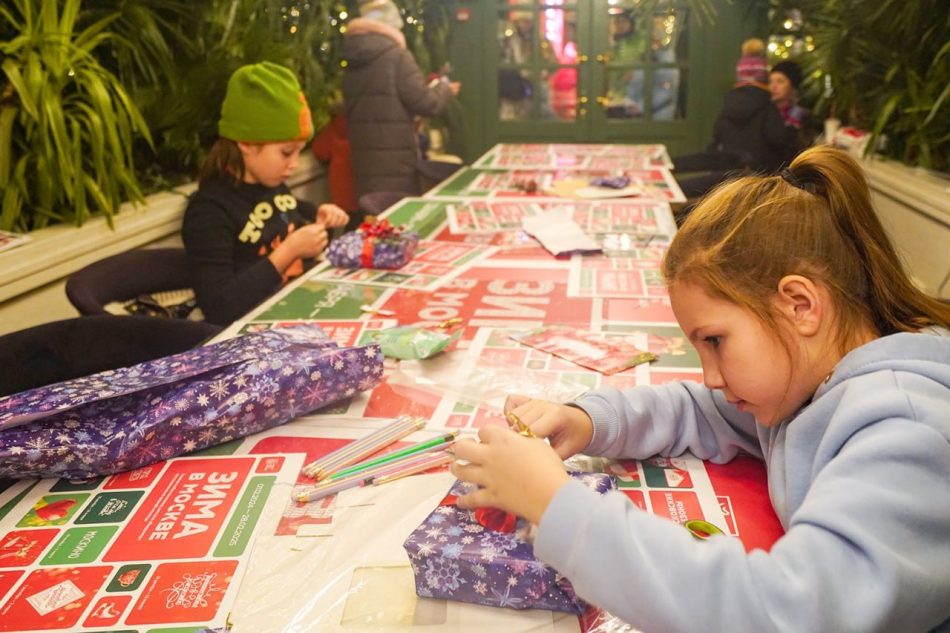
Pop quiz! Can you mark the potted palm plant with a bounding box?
[768,0,947,172]
[0,0,460,331]
[0,0,153,232]
[766,0,948,297]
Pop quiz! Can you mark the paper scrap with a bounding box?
[522,207,601,256]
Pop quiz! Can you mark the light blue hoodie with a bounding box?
[536,331,950,632]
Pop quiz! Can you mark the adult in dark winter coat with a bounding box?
[672,41,796,200]
[342,0,459,200]
[706,83,797,170]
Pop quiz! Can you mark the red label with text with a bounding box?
[649,490,704,524]
[104,458,252,561]
[105,463,165,489]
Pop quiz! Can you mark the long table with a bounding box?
[0,144,783,632]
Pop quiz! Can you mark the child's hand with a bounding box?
[270,223,330,272]
[316,203,349,228]
[504,394,594,459]
[450,426,571,525]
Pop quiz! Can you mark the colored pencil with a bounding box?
[372,451,455,486]
[294,471,373,503]
[363,449,454,482]
[294,449,456,504]
[324,432,458,481]
[309,418,423,479]
[302,415,425,479]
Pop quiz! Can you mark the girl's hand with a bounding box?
[316,203,349,228]
[270,223,329,272]
[450,426,570,525]
[504,394,594,459]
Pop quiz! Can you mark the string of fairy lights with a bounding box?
[274,1,430,69]
[275,3,428,32]
[768,8,815,62]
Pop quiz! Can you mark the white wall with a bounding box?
[864,159,950,299]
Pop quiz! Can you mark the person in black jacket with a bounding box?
[770,60,815,155]
[673,39,796,200]
[182,62,349,326]
[343,0,459,199]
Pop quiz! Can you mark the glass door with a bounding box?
[591,0,692,141]
[492,0,696,148]
[496,2,588,138]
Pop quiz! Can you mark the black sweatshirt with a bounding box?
[181,178,316,325]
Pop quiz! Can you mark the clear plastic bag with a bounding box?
[388,349,590,413]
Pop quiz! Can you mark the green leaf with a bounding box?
[1,156,29,231]
[0,106,17,188]
[1,182,24,233]
[58,0,81,35]
[923,82,948,126]
[1,59,39,120]
[0,5,23,32]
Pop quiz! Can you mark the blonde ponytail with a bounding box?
[786,147,950,334]
[664,147,950,355]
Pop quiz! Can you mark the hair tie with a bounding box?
[779,167,804,190]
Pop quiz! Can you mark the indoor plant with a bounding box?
[768,0,948,173]
[0,0,153,232]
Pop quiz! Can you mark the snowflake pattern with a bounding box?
[479,530,519,554]
[325,229,420,270]
[0,325,383,479]
[403,475,614,614]
[423,557,465,592]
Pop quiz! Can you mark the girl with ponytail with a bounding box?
[450,146,950,632]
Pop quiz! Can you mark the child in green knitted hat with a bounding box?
[182,62,349,325]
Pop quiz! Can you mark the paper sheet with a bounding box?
[522,208,601,256]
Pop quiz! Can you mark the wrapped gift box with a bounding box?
[326,219,419,269]
[403,472,615,613]
[0,325,384,480]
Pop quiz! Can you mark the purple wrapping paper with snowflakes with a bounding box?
[325,220,420,269]
[0,324,383,480]
[403,473,615,613]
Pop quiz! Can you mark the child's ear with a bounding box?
[775,275,822,336]
[236,142,256,157]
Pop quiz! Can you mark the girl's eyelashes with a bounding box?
[703,335,721,348]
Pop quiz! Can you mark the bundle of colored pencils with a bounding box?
[295,416,457,504]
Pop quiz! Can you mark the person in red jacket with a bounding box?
[312,100,358,217]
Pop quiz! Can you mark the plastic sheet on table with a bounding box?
[581,610,645,632]
[229,471,583,632]
[386,349,591,413]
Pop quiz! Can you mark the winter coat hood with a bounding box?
[344,17,406,67]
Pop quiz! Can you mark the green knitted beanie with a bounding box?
[219,62,314,143]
